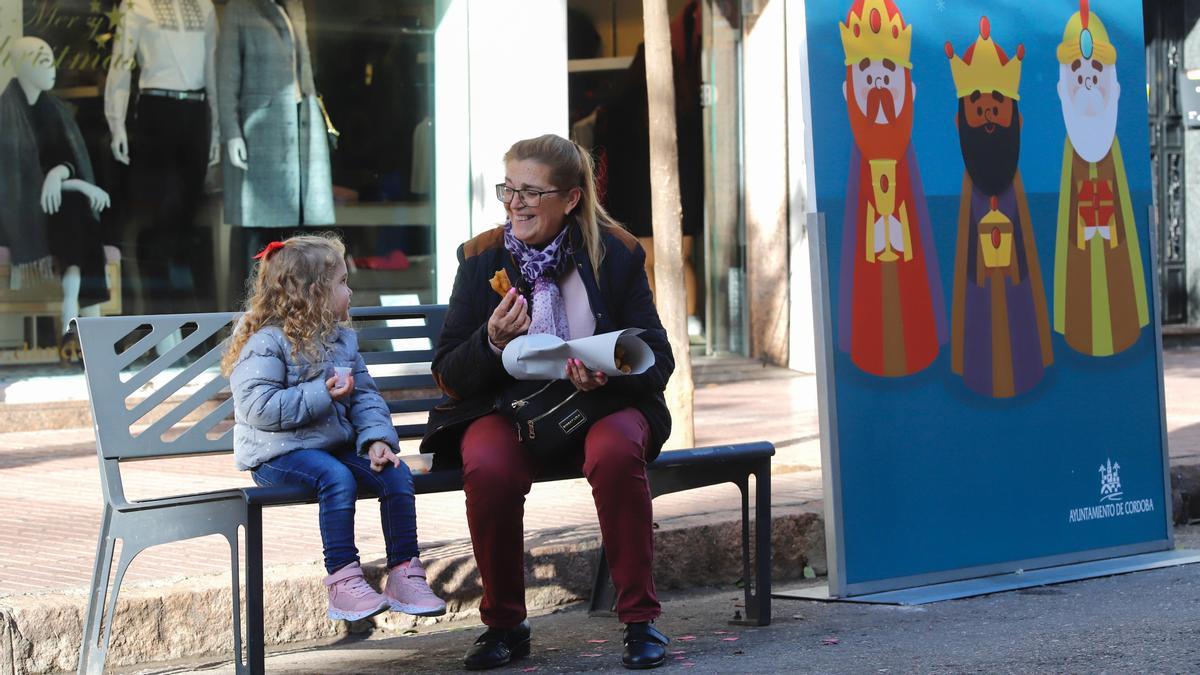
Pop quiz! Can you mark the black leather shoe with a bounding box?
[622,622,669,669]
[463,620,531,670]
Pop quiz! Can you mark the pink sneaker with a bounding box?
[323,562,390,621]
[384,558,447,616]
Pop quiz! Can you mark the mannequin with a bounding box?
[105,0,218,317]
[0,37,119,357]
[217,0,334,228]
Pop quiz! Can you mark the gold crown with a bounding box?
[840,0,912,69]
[947,17,1023,100]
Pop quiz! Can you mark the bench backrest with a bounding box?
[76,305,448,463]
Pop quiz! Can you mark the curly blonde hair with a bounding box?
[221,233,347,376]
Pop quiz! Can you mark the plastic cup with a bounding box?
[333,366,352,388]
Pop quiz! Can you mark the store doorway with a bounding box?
[566,0,747,356]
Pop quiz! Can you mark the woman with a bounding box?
[421,134,674,670]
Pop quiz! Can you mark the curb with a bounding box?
[0,505,824,674]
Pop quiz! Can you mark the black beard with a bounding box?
[957,99,1021,197]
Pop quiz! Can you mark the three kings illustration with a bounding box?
[837,0,946,378]
[1054,0,1149,357]
[946,18,1053,398]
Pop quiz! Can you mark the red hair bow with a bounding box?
[253,241,285,260]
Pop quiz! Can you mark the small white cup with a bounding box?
[333,366,352,388]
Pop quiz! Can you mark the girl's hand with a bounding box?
[326,374,355,400]
[566,358,607,392]
[487,287,530,350]
[368,441,401,472]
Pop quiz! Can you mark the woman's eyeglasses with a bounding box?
[495,184,571,207]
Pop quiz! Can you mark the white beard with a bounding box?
[1060,79,1120,163]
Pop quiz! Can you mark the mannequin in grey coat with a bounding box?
[217,0,334,227]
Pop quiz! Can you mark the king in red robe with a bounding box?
[836,0,946,377]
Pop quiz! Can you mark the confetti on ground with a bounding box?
[721,637,740,642]
[580,653,604,658]
[674,656,687,661]
[678,635,697,641]
[586,639,608,644]
[521,668,538,673]
[669,650,687,655]
[712,630,729,635]
[822,637,841,646]
[682,662,697,667]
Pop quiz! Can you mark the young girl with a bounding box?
[222,234,445,621]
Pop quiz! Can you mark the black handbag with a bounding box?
[497,379,625,458]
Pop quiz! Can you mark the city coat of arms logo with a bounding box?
[1099,459,1122,502]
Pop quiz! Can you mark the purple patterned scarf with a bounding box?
[503,221,571,340]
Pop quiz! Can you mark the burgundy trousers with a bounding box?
[460,408,661,628]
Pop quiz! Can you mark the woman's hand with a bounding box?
[367,441,401,472]
[326,374,355,400]
[566,357,608,392]
[487,287,530,350]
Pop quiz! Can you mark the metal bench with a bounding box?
[75,305,774,674]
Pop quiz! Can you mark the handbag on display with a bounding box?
[497,378,626,458]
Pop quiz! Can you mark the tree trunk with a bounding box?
[643,0,695,449]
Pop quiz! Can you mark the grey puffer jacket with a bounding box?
[230,325,399,470]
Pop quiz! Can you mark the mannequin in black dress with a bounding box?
[0,37,118,357]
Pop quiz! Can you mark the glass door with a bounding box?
[701,0,746,355]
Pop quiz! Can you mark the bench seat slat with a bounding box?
[240,445,774,508]
[113,487,249,513]
[388,398,441,414]
[356,326,436,342]
[647,443,776,468]
[394,423,429,438]
[373,374,436,390]
[362,349,435,365]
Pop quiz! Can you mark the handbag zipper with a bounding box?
[510,380,557,411]
[526,389,581,440]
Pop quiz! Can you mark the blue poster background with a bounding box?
[805,0,1169,589]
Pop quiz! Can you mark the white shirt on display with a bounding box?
[104,0,218,140]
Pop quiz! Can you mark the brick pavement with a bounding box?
[3,346,1198,599]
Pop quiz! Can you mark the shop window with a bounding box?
[0,0,437,374]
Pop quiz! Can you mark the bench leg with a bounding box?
[84,530,143,673]
[752,460,772,626]
[732,462,772,627]
[246,504,265,674]
[225,528,245,675]
[79,506,115,675]
[587,545,616,617]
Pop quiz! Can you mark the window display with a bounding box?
[217,0,334,228]
[0,35,117,361]
[106,0,218,315]
[0,0,436,371]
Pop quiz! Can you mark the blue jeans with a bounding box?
[252,447,419,574]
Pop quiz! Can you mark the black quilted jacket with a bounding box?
[419,222,674,464]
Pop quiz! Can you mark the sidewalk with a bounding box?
[4,349,1200,673]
